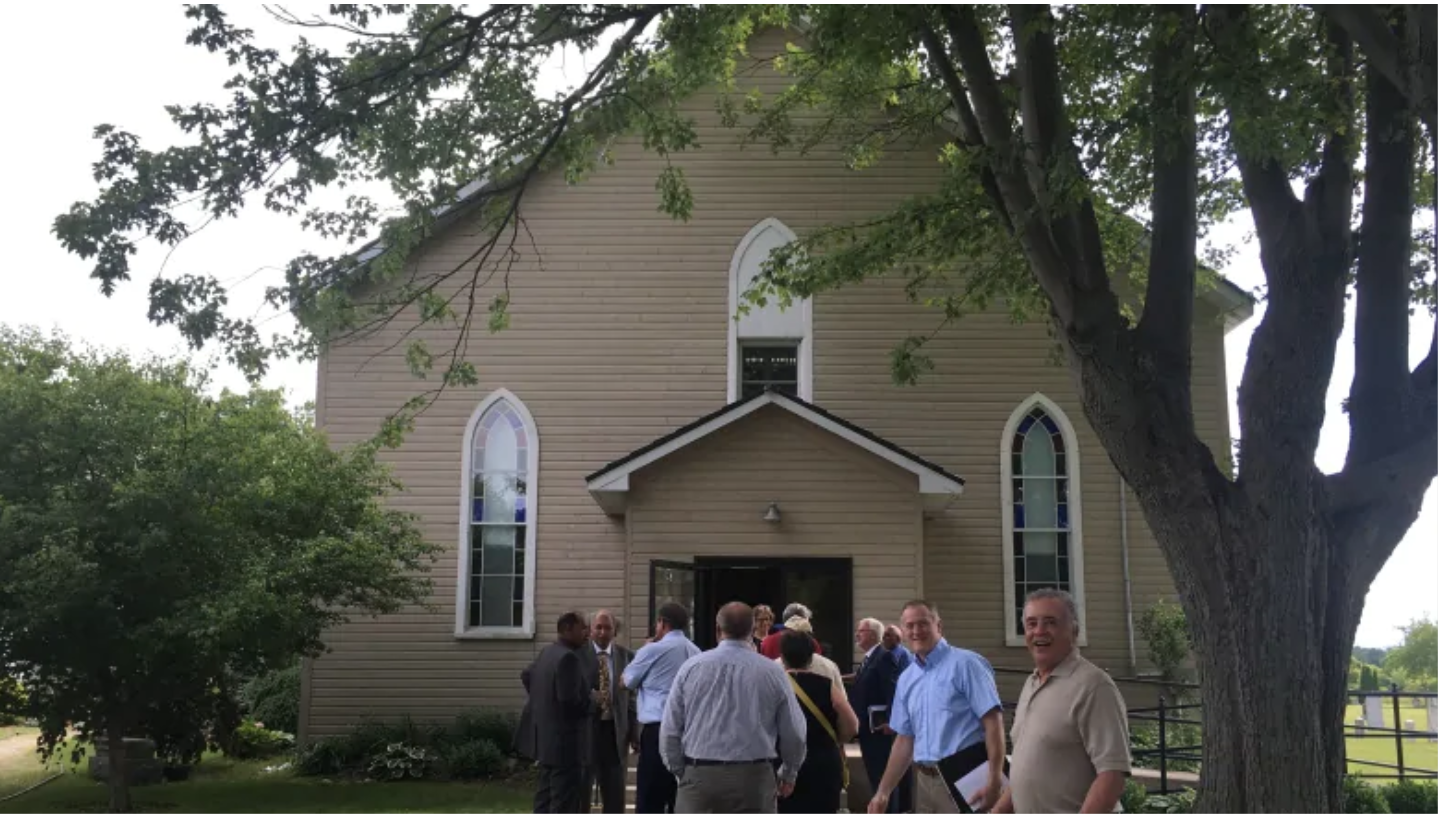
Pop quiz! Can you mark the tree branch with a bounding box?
[1009,5,1109,294]
[1137,5,1199,362]
[1322,5,1437,138]
[1326,437,1438,514]
[1347,57,1418,468]
[1208,5,1302,244]
[940,5,1078,326]
[915,21,1014,235]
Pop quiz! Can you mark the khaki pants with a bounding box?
[915,767,961,813]
[676,762,777,813]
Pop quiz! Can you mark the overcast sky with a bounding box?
[1,7,1433,647]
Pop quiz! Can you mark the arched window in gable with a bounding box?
[457,390,538,638]
[1000,394,1086,645]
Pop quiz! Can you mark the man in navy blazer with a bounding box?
[849,618,912,813]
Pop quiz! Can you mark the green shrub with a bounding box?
[1143,788,1196,813]
[443,738,506,780]
[1121,779,1148,812]
[294,717,442,776]
[1382,781,1438,814]
[447,709,519,753]
[226,719,295,760]
[240,664,301,735]
[294,739,346,776]
[1343,776,1392,814]
[367,742,437,781]
[1137,600,1192,682]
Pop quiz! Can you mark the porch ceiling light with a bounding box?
[763,502,781,523]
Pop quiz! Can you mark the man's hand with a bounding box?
[967,776,1003,813]
[590,689,605,704]
[866,790,891,813]
[777,780,796,799]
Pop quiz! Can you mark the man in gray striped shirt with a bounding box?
[660,602,807,814]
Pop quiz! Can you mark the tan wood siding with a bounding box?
[624,406,923,643]
[305,28,1234,735]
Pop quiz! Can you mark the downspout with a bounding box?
[1120,474,1137,672]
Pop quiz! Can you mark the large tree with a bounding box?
[52,5,1436,810]
[0,328,436,812]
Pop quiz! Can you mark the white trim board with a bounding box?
[586,390,963,517]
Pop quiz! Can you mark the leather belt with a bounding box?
[683,757,770,767]
[915,764,940,777]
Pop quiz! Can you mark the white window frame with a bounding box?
[456,388,539,640]
[727,217,813,403]
[1000,392,1087,647]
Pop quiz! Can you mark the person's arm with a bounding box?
[1080,771,1128,813]
[964,657,1008,812]
[521,663,533,693]
[659,664,689,776]
[868,675,915,813]
[831,679,860,742]
[620,642,653,690]
[775,668,808,792]
[556,651,593,719]
[867,734,914,813]
[1074,681,1133,813]
[992,786,1015,814]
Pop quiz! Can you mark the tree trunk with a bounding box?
[106,727,131,814]
[1129,464,1375,812]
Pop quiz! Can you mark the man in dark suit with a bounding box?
[850,617,913,814]
[518,612,601,813]
[578,609,637,813]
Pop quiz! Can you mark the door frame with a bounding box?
[695,556,854,670]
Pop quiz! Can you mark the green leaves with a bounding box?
[0,327,436,768]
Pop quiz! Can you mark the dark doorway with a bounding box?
[646,557,854,673]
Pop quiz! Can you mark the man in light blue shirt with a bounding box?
[622,602,701,813]
[868,600,1006,814]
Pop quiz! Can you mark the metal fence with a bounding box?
[993,671,1438,794]
[1346,686,1439,783]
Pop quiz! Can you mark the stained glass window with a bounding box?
[467,398,531,629]
[1010,404,1072,636]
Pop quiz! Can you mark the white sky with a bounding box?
[1,7,1433,647]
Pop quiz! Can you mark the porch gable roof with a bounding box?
[584,389,965,517]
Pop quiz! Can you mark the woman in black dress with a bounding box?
[778,630,860,813]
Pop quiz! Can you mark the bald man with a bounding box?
[660,602,807,813]
[580,610,637,813]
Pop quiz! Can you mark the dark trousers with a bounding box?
[635,722,677,814]
[536,762,585,813]
[583,720,625,813]
[860,733,912,813]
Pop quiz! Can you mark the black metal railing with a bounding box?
[1345,686,1439,783]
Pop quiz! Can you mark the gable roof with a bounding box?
[584,388,965,517]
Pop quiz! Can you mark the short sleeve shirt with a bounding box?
[1009,652,1132,813]
[888,639,1003,764]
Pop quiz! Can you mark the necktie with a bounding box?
[597,649,613,720]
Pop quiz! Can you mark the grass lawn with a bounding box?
[1344,702,1439,782]
[0,730,533,813]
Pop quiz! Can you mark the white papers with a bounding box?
[953,762,1009,811]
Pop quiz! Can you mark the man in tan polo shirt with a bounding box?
[995,588,1131,814]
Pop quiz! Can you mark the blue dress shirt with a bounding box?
[621,630,701,724]
[888,638,1002,764]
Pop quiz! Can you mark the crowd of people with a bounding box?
[515,589,1131,814]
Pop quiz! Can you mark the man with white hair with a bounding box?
[850,617,912,813]
[759,602,821,660]
[993,589,1130,814]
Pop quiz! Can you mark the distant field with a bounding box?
[1344,702,1439,783]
